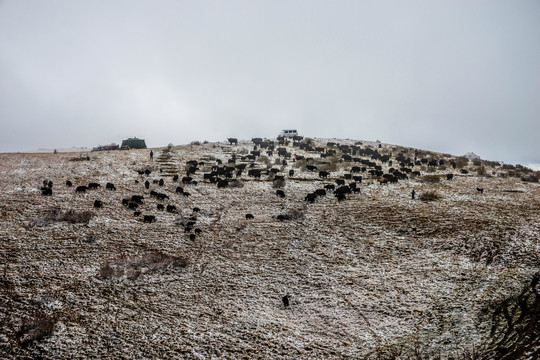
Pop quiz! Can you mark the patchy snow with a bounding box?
[0,141,538,358]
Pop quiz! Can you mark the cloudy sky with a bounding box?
[0,1,538,165]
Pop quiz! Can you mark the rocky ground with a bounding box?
[0,139,538,359]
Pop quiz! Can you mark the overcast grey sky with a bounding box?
[0,0,538,165]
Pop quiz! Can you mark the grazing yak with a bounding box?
[157,204,165,211]
[276,190,285,198]
[106,182,116,190]
[40,187,52,196]
[87,183,100,190]
[227,138,238,145]
[156,193,169,200]
[217,179,229,188]
[245,214,254,220]
[476,188,484,194]
[335,185,352,195]
[314,189,326,197]
[131,195,144,204]
[145,180,150,189]
[248,169,262,179]
[143,215,156,223]
[76,185,88,193]
[93,200,103,208]
[65,180,72,187]
[319,171,329,179]
[166,205,177,213]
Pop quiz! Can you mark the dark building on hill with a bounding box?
[121,137,147,149]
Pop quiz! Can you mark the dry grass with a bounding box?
[0,143,538,359]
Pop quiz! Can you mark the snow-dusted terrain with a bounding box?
[0,139,538,359]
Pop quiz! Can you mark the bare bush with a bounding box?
[318,157,339,172]
[502,164,515,170]
[521,174,539,183]
[277,208,305,221]
[294,159,306,170]
[228,179,244,188]
[98,250,189,280]
[420,191,441,201]
[422,175,441,183]
[32,208,94,226]
[477,166,487,176]
[259,155,272,167]
[454,157,469,168]
[16,313,55,346]
[68,156,90,162]
[62,210,94,223]
[272,178,286,188]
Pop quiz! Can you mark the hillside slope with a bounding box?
[1,138,538,359]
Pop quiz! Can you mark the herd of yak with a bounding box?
[38,136,469,236]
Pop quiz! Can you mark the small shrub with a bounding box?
[420,191,441,201]
[228,179,244,188]
[259,155,272,167]
[277,208,304,221]
[521,174,539,183]
[190,141,201,146]
[16,313,56,346]
[98,250,189,280]
[62,210,94,223]
[294,159,307,170]
[472,159,482,166]
[422,175,440,183]
[477,166,487,176]
[272,178,286,188]
[98,263,116,279]
[319,157,339,172]
[455,157,469,168]
[68,156,89,162]
[32,208,94,226]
